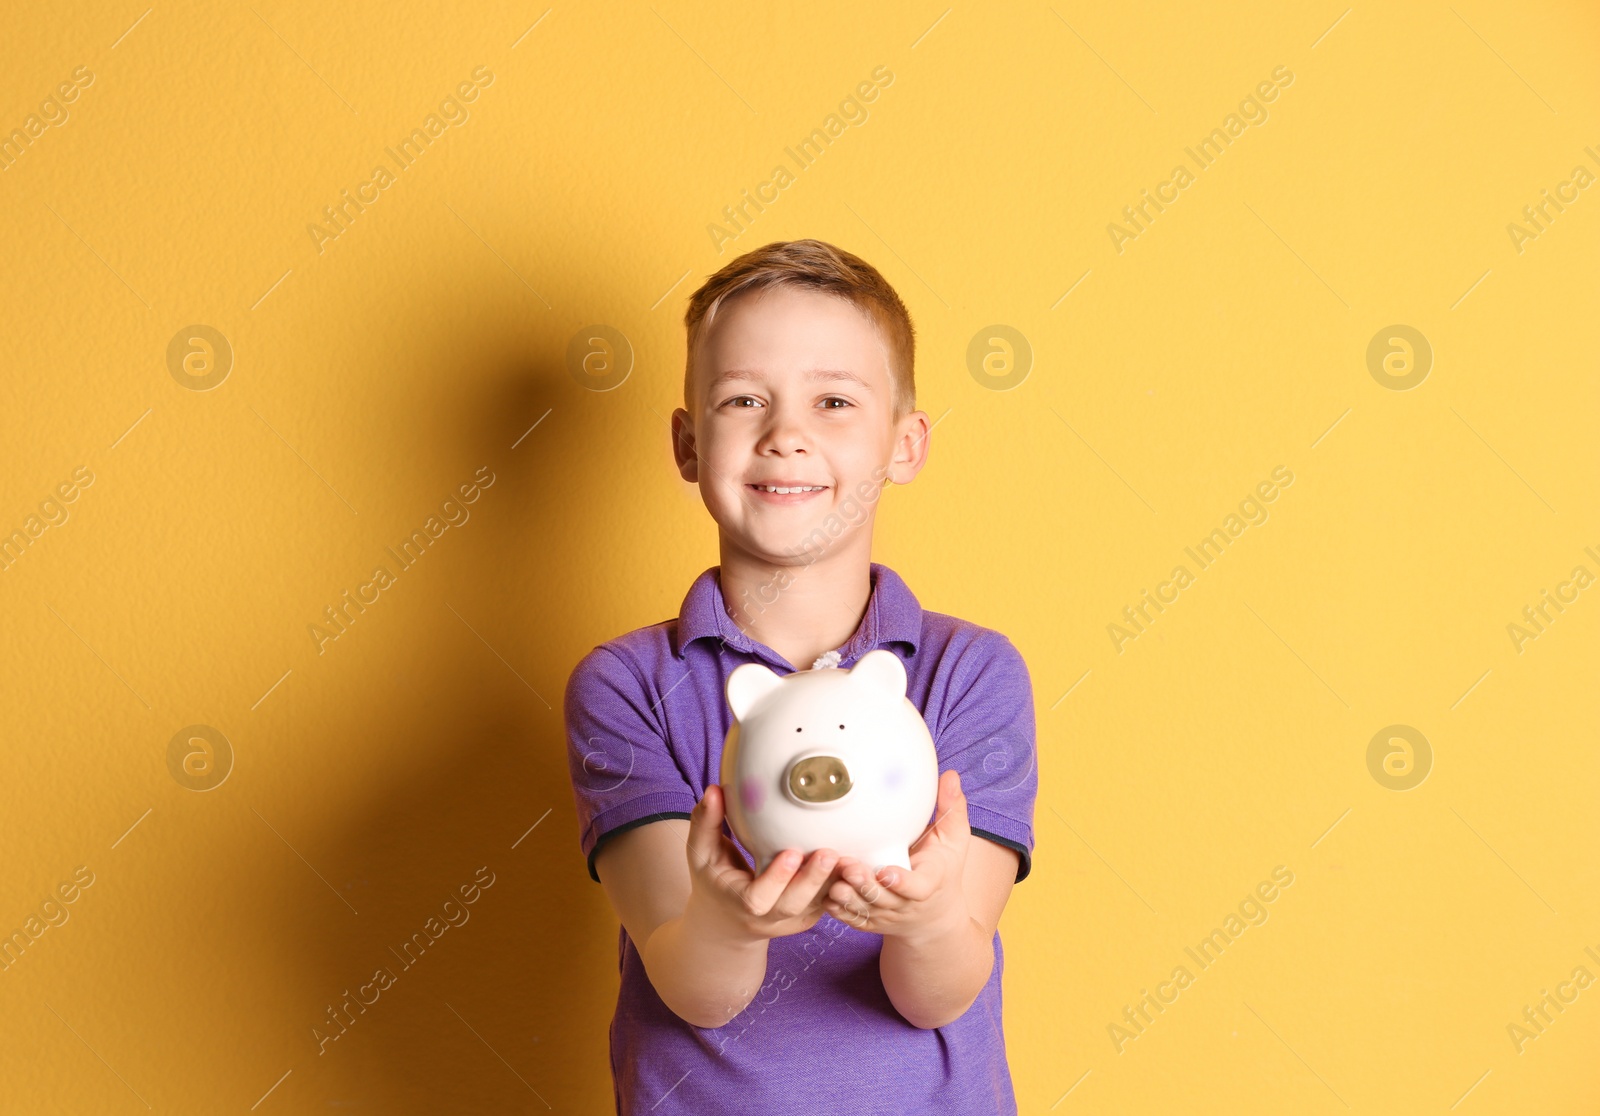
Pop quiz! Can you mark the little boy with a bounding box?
[563,239,1038,1114]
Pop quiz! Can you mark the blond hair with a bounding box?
[682,239,916,418]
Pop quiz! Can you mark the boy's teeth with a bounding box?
[756,485,823,494]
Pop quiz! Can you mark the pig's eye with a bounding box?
[795,726,802,732]
[838,724,845,729]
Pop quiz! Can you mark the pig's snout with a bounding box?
[786,754,852,804]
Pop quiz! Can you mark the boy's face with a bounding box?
[671,285,929,567]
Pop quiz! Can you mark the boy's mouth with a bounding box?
[747,482,828,504]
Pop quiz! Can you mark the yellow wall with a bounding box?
[2,1,1596,1111]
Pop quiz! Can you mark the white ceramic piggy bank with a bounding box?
[720,649,939,875]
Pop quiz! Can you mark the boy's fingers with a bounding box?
[833,863,917,906]
[771,849,839,918]
[834,859,883,902]
[877,863,933,901]
[829,877,874,907]
[741,848,803,915]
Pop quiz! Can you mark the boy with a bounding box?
[563,239,1038,1114]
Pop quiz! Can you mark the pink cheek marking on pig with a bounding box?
[740,777,766,814]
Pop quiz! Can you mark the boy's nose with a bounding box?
[755,412,813,454]
[787,754,852,803]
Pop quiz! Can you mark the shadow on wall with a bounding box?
[239,289,628,1111]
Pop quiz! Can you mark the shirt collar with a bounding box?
[673,562,922,669]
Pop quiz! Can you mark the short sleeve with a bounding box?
[931,632,1039,883]
[564,646,698,883]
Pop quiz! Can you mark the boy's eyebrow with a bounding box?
[711,368,875,391]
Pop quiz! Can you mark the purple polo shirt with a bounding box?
[564,562,1038,1116]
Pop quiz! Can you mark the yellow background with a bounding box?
[2,1,1596,1111]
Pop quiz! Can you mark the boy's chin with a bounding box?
[720,523,833,564]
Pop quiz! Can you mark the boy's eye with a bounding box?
[722,396,851,409]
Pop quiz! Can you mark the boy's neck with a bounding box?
[716,537,874,672]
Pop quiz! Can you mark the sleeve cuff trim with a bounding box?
[970,826,1032,883]
[587,811,693,883]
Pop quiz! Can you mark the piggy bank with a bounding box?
[719,649,939,875]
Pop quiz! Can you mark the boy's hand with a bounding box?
[683,784,842,944]
[824,769,974,942]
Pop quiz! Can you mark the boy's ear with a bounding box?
[891,408,932,485]
[670,407,698,482]
[848,649,907,699]
[727,662,783,720]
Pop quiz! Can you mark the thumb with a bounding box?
[685,784,725,874]
[933,769,969,839]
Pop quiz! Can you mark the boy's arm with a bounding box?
[594,785,843,1029]
[870,631,1036,1028]
[594,819,768,1028]
[877,835,1018,1029]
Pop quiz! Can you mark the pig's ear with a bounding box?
[848,649,907,699]
[727,662,784,721]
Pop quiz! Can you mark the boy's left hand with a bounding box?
[823,769,973,941]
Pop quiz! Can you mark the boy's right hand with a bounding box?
[683,784,840,943]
